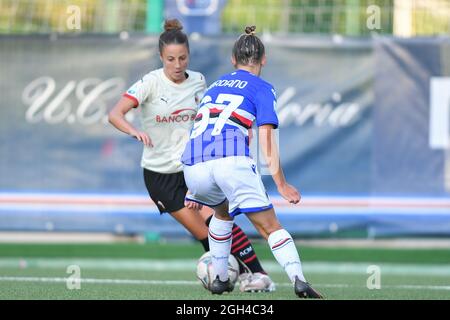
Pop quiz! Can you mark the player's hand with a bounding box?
[185,199,203,210]
[129,129,153,147]
[277,183,301,204]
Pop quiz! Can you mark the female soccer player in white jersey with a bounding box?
[181,26,323,298]
[108,19,274,292]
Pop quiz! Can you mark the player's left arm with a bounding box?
[258,124,300,204]
[256,85,300,204]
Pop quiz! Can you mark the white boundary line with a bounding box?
[0,276,449,291]
[1,259,450,276]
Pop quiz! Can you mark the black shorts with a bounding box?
[143,168,188,214]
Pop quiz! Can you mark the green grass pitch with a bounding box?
[0,242,449,300]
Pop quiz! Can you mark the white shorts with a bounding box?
[183,156,273,217]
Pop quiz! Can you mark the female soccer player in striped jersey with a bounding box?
[108,19,274,292]
[181,26,323,298]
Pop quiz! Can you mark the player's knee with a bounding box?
[213,202,232,221]
[214,211,233,221]
[256,222,282,240]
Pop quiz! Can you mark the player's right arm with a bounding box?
[109,74,155,147]
[108,97,153,147]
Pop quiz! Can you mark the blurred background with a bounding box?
[0,0,449,300]
[1,0,449,240]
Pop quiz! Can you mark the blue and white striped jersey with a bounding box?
[181,69,278,165]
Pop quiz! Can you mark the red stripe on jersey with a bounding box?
[209,107,224,114]
[231,112,253,128]
[123,94,139,108]
[172,108,196,115]
[207,107,252,128]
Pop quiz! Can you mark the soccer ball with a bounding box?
[196,251,239,291]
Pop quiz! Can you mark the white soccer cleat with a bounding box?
[238,272,276,293]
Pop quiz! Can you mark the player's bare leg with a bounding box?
[198,205,214,220]
[246,207,282,240]
[247,207,323,298]
[169,207,208,240]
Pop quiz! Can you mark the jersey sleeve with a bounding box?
[123,73,154,108]
[255,84,279,129]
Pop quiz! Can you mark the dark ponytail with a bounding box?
[159,19,189,54]
[232,25,265,66]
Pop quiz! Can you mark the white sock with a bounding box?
[268,229,306,283]
[208,215,234,282]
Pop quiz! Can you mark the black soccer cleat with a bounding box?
[294,276,324,299]
[210,275,234,295]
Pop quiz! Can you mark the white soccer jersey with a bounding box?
[123,68,206,173]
